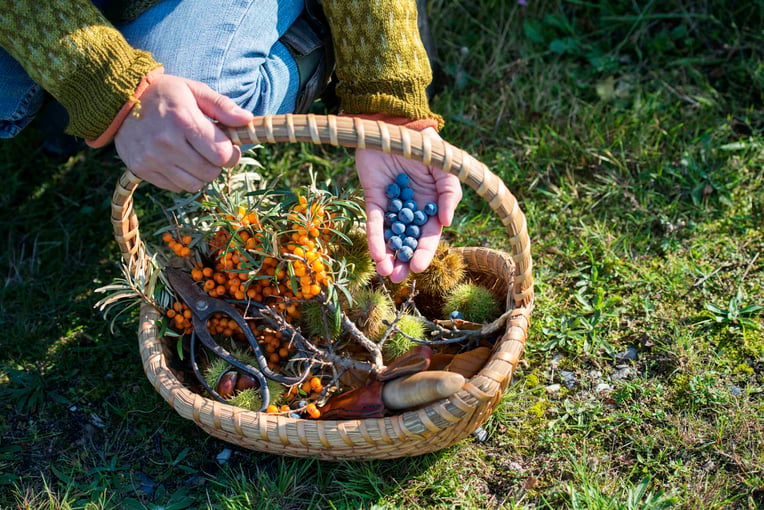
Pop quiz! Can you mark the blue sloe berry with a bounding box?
[403,200,418,211]
[397,207,414,225]
[405,224,421,239]
[384,229,393,241]
[402,236,418,250]
[412,210,428,226]
[397,246,414,262]
[387,198,403,213]
[390,221,406,235]
[387,236,403,251]
[400,187,414,201]
[449,310,464,320]
[384,212,398,225]
[395,173,410,188]
[385,183,401,199]
[424,202,438,216]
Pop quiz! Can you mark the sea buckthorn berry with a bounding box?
[266,404,279,414]
[306,402,321,419]
[309,376,323,392]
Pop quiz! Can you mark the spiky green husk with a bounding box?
[332,229,375,290]
[300,301,342,340]
[443,282,501,323]
[413,242,466,296]
[346,288,395,340]
[227,379,286,411]
[203,354,285,411]
[383,314,427,362]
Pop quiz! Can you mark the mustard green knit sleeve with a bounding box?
[0,0,160,140]
[322,0,443,128]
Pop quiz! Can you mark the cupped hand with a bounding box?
[114,74,253,192]
[355,127,462,283]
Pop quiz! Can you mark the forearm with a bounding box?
[322,0,443,128]
[0,0,160,140]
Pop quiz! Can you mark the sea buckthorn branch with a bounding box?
[256,303,376,374]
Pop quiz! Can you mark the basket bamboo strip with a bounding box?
[114,114,533,459]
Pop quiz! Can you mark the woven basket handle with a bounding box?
[111,114,533,307]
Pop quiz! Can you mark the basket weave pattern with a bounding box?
[111,114,533,460]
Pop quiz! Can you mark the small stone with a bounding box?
[472,426,488,442]
[545,383,561,394]
[615,346,638,363]
[611,366,637,381]
[216,447,232,465]
[135,472,157,496]
[730,385,743,397]
[560,370,576,389]
[595,383,613,394]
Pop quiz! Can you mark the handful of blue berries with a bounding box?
[383,173,439,263]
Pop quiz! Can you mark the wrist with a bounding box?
[86,66,165,148]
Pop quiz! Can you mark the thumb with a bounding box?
[186,80,253,126]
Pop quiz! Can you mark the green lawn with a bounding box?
[1,1,762,508]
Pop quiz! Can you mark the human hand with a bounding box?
[114,74,253,192]
[355,127,462,283]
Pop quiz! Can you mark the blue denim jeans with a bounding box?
[0,0,314,139]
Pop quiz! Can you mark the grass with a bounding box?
[1,0,763,508]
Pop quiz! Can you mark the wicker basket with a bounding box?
[110,114,533,460]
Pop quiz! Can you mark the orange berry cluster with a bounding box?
[161,198,338,375]
[162,231,193,258]
[165,301,194,335]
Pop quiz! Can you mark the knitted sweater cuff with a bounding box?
[86,67,165,148]
[61,44,161,140]
[338,81,444,131]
